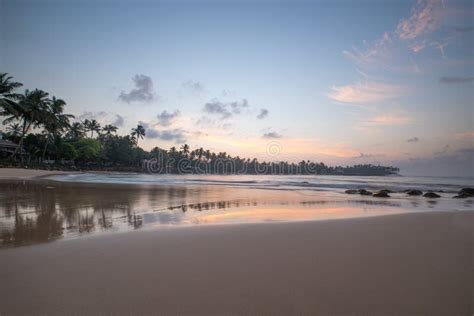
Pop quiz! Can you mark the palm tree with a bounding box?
[180,144,190,157]
[41,97,74,161]
[3,89,50,159]
[67,122,85,140]
[102,124,118,136]
[197,147,204,161]
[5,123,22,138]
[0,73,22,118]
[130,124,145,145]
[83,119,101,138]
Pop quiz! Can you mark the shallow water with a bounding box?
[0,174,473,247]
[50,173,474,193]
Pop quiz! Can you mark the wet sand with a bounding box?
[1,211,472,315]
[0,167,71,179]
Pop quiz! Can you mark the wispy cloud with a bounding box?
[156,110,180,126]
[353,152,384,159]
[396,0,443,40]
[452,26,474,34]
[406,137,419,143]
[119,74,155,103]
[77,111,125,127]
[257,108,269,119]
[262,132,282,139]
[328,81,406,105]
[455,130,474,139]
[112,114,125,127]
[368,114,413,125]
[203,99,249,119]
[146,128,187,143]
[439,76,474,84]
[343,32,392,67]
[179,80,205,96]
[434,144,450,155]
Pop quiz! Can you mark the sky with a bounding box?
[1,0,473,176]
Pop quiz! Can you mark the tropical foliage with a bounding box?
[0,73,399,175]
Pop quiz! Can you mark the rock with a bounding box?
[406,190,423,196]
[345,189,373,195]
[373,191,390,198]
[345,189,359,194]
[458,188,474,196]
[379,189,394,194]
[453,193,472,199]
[424,192,441,198]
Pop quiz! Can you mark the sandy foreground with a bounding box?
[0,211,472,315]
[0,167,71,179]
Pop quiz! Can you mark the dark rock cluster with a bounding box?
[344,187,474,199]
[453,188,474,199]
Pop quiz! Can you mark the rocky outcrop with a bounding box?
[424,192,441,198]
[406,190,423,196]
[453,188,474,198]
[373,191,390,198]
[345,189,373,196]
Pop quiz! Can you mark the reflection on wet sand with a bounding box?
[0,180,472,248]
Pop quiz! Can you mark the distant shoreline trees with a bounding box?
[0,72,399,176]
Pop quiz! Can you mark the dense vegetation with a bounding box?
[0,73,399,176]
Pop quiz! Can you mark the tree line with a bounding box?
[0,73,399,176]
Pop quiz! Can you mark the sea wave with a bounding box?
[47,173,474,193]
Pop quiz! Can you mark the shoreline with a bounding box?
[1,211,472,315]
[0,167,74,179]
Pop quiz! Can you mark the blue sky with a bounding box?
[1,0,473,175]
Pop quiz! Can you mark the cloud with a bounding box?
[409,40,427,53]
[119,74,155,103]
[257,108,269,119]
[406,137,419,143]
[203,99,249,119]
[77,111,124,127]
[395,147,474,177]
[343,32,393,67]
[368,114,413,125]
[452,26,474,34]
[434,144,450,155]
[156,110,180,126]
[262,132,282,139]
[353,153,385,159]
[328,81,406,105]
[77,111,107,121]
[112,114,125,127]
[146,128,187,143]
[396,0,443,40]
[180,80,204,95]
[439,76,474,84]
[455,131,474,139]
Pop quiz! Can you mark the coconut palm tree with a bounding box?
[131,124,145,145]
[5,123,22,138]
[102,124,118,136]
[180,144,190,157]
[67,122,85,140]
[83,119,101,138]
[41,97,74,161]
[3,89,50,159]
[0,73,22,117]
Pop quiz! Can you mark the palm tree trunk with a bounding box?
[10,120,32,162]
[41,135,49,162]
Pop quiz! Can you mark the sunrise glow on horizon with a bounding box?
[1,0,473,176]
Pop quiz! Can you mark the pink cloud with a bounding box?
[367,114,413,125]
[328,81,406,105]
[396,0,443,40]
[455,131,474,139]
[343,32,392,66]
